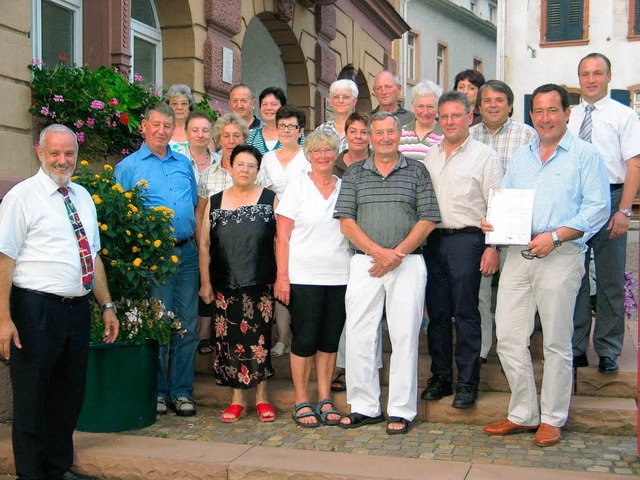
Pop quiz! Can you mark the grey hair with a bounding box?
[144,102,176,123]
[39,124,78,151]
[375,70,401,86]
[411,80,443,105]
[329,79,359,98]
[165,84,195,110]
[303,130,340,159]
[212,113,250,144]
[368,111,402,133]
[438,91,472,113]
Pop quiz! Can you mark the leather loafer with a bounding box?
[598,356,618,374]
[421,375,453,401]
[534,423,561,447]
[483,419,538,435]
[61,470,98,480]
[451,386,477,409]
[573,354,588,368]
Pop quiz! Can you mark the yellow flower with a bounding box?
[100,224,108,231]
[112,183,124,193]
[124,192,133,199]
[132,246,139,253]
[111,260,117,267]
[150,265,158,271]
[94,174,100,179]
[103,164,113,171]
[145,239,150,244]
[80,160,89,166]
[153,240,161,248]
[160,256,164,261]
[137,233,143,238]
[125,230,131,236]
[132,258,142,267]
[137,179,148,187]
[101,248,109,255]
[71,176,78,181]
[170,227,175,232]
[128,204,139,213]
[171,255,179,264]
[91,194,102,205]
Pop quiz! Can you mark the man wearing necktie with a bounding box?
[568,53,640,374]
[0,124,119,480]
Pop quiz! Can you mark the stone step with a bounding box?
[192,376,637,436]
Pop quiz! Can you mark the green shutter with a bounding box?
[546,0,583,42]
[635,0,640,35]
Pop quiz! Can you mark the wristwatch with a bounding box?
[618,208,632,218]
[488,245,501,252]
[551,231,562,248]
[101,301,117,314]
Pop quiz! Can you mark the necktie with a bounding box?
[578,104,595,143]
[59,187,94,290]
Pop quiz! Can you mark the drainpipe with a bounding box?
[496,0,507,81]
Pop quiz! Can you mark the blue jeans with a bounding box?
[151,238,199,399]
[572,187,626,358]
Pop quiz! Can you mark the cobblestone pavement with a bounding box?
[128,406,640,476]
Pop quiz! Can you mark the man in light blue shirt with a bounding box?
[482,84,609,448]
[115,102,199,417]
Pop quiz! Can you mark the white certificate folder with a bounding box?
[485,188,534,245]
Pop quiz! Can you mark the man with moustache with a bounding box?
[229,84,262,130]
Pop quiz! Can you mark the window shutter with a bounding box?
[635,0,640,35]
[565,0,584,40]
[546,0,583,42]
[546,0,563,41]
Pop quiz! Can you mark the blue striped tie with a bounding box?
[578,104,595,143]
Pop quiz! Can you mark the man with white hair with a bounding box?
[369,71,415,126]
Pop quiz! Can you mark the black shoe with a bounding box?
[61,470,97,480]
[573,354,589,368]
[452,386,477,409]
[598,356,619,374]
[421,375,453,401]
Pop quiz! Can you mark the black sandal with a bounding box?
[330,371,346,392]
[386,416,410,435]
[197,339,214,355]
[339,412,385,429]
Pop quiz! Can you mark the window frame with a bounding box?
[629,0,640,40]
[130,0,163,88]
[436,42,448,89]
[406,30,420,85]
[473,57,483,73]
[31,0,83,65]
[629,84,640,115]
[540,0,590,47]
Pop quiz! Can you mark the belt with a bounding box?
[437,227,483,236]
[352,247,423,255]
[175,235,194,248]
[610,183,623,191]
[16,286,89,305]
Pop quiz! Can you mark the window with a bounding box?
[489,1,497,23]
[406,31,420,84]
[32,0,82,65]
[436,43,448,88]
[473,57,483,73]
[131,0,162,87]
[631,86,640,115]
[629,0,640,39]
[470,0,478,13]
[542,0,588,44]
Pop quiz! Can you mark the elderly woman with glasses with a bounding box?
[399,81,444,163]
[274,130,350,427]
[166,84,195,154]
[316,79,359,153]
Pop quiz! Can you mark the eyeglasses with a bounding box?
[521,249,539,260]
[235,162,258,171]
[276,123,300,131]
[439,113,467,122]
[310,148,334,156]
[331,95,353,101]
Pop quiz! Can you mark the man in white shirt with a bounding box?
[0,125,119,480]
[569,53,640,374]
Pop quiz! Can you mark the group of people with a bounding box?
[1,50,638,479]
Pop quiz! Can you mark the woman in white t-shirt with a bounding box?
[274,130,350,428]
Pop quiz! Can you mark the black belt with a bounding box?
[352,248,423,255]
[610,183,623,191]
[437,227,483,236]
[175,235,194,248]
[15,286,89,305]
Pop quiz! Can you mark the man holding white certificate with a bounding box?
[482,84,609,447]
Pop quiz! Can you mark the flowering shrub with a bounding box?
[624,271,637,319]
[74,161,185,344]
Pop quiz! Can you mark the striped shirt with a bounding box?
[399,120,444,162]
[197,154,233,200]
[315,121,348,153]
[470,118,537,173]
[333,154,441,249]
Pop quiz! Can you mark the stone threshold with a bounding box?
[0,425,627,480]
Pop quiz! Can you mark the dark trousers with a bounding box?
[425,230,484,389]
[9,287,90,480]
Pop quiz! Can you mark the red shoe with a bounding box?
[221,404,244,423]
[256,402,276,422]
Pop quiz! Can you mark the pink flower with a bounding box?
[75,132,85,143]
[114,110,121,118]
[86,117,96,128]
[90,100,105,110]
[53,95,64,103]
[120,148,130,156]
[109,98,119,106]
[113,67,119,73]
[134,72,143,82]
[40,106,50,116]
[74,120,84,128]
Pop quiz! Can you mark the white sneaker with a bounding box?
[156,396,167,415]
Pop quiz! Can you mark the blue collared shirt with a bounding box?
[115,142,198,241]
[503,130,610,251]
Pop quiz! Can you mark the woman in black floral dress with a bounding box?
[199,144,277,423]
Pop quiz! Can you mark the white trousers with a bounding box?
[344,254,426,421]
[479,274,493,359]
[495,243,584,427]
